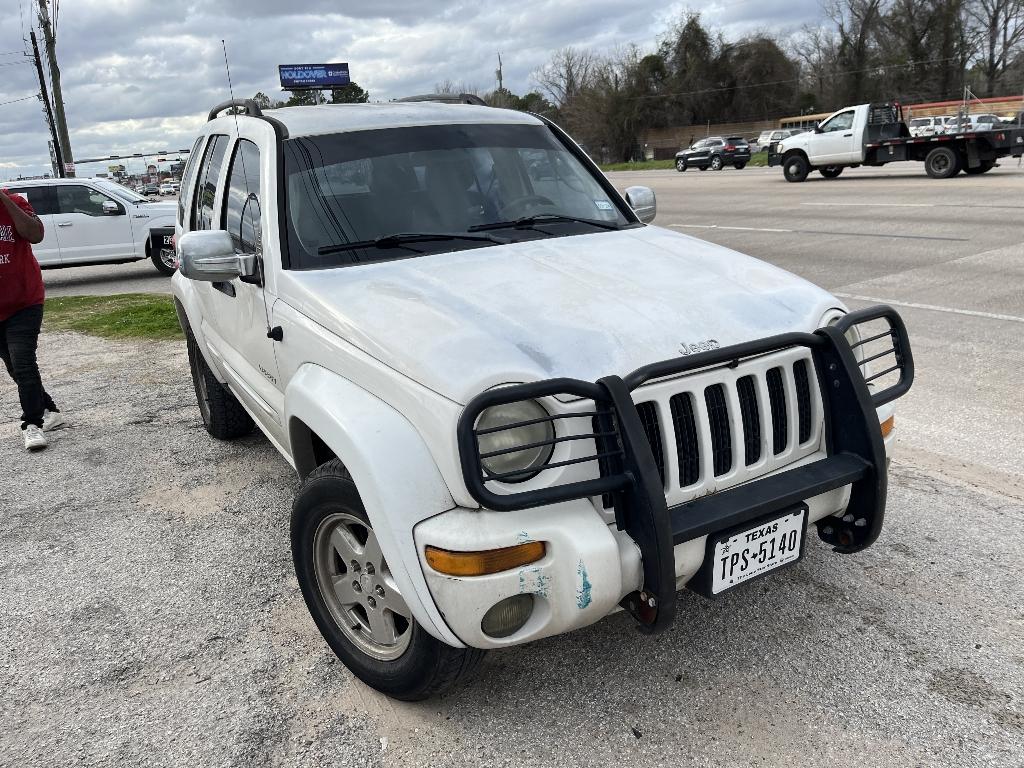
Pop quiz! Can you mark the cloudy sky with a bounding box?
[0,0,822,180]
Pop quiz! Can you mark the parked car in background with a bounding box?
[675,136,750,171]
[144,183,160,196]
[753,129,797,153]
[159,182,175,196]
[908,116,949,137]
[4,177,178,275]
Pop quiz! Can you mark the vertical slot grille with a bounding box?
[670,393,701,487]
[736,375,761,466]
[704,385,732,477]
[635,401,665,487]
[793,359,812,444]
[766,367,788,455]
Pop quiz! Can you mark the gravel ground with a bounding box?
[1,331,1022,767]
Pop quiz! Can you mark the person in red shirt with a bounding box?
[0,188,64,451]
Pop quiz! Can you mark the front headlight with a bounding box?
[826,313,864,361]
[477,400,555,483]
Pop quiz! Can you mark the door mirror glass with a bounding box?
[177,230,256,282]
[624,185,656,224]
[102,200,121,216]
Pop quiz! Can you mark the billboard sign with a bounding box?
[278,63,350,90]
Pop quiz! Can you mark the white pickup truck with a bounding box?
[770,101,1024,180]
[172,98,914,700]
[5,177,178,274]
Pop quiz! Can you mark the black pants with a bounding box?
[0,304,57,429]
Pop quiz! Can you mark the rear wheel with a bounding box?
[710,155,724,171]
[698,166,707,172]
[675,158,686,172]
[964,160,995,175]
[924,146,961,179]
[185,329,254,439]
[292,460,484,700]
[783,154,810,182]
[734,163,747,170]
[819,166,844,179]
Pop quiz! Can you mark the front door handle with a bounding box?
[57,222,73,227]
[843,133,852,137]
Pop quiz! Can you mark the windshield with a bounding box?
[94,179,149,203]
[283,123,629,269]
[909,118,930,127]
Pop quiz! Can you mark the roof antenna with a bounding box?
[221,39,277,341]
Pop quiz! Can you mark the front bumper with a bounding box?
[448,306,913,638]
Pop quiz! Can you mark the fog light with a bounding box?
[481,594,534,638]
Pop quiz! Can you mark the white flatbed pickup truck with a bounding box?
[4,177,178,275]
[769,101,1024,180]
[172,97,915,700]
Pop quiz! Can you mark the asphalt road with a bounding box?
[6,162,1022,767]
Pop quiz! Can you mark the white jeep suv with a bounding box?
[171,98,914,700]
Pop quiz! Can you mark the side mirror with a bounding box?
[624,186,656,224]
[102,200,121,215]
[177,230,255,282]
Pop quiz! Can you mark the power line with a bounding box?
[0,94,38,107]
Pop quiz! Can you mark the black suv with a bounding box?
[675,136,751,171]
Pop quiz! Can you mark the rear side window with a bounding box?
[177,136,204,226]
[191,134,228,231]
[222,139,262,254]
[8,186,57,215]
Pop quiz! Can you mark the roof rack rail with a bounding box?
[395,93,488,106]
[207,99,264,122]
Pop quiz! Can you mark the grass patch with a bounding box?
[44,293,182,341]
[599,151,769,172]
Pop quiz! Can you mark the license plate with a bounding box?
[710,507,806,595]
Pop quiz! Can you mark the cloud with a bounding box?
[0,0,823,179]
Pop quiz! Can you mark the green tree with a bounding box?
[330,82,370,103]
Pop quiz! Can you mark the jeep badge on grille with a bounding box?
[679,339,720,355]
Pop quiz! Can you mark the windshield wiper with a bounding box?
[468,214,621,232]
[317,231,508,256]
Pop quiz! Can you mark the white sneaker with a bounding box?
[23,424,48,452]
[42,409,66,432]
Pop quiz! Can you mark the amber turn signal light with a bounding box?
[880,415,895,437]
[425,541,546,576]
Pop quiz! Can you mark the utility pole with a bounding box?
[37,0,73,174]
[29,30,65,178]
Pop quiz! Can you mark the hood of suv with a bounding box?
[282,226,839,404]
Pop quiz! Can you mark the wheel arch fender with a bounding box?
[782,148,809,163]
[285,363,463,647]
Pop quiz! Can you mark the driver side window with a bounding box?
[56,185,121,216]
[821,111,855,133]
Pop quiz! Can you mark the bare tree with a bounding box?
[968,0,1024,94]
[531,48,598,107]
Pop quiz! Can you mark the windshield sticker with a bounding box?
[594,200,613,211]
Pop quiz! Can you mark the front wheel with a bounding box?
[149,242,177,276]
[710,155,724,171]
[675,158,687,172]
[734,163,746,170]
[783,154,810,182]
[292,460,484,700]
[819,166,844,179]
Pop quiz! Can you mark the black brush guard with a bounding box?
[457,306,914,634]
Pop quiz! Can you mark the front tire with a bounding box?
[783,154,810,182]
[819,166,844,179]
[148,242,177,276]
[924,146,961,179]
[734,163,746,170]
[710,155,724,171]
[185,329,254,439]
[292,460,484,700]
